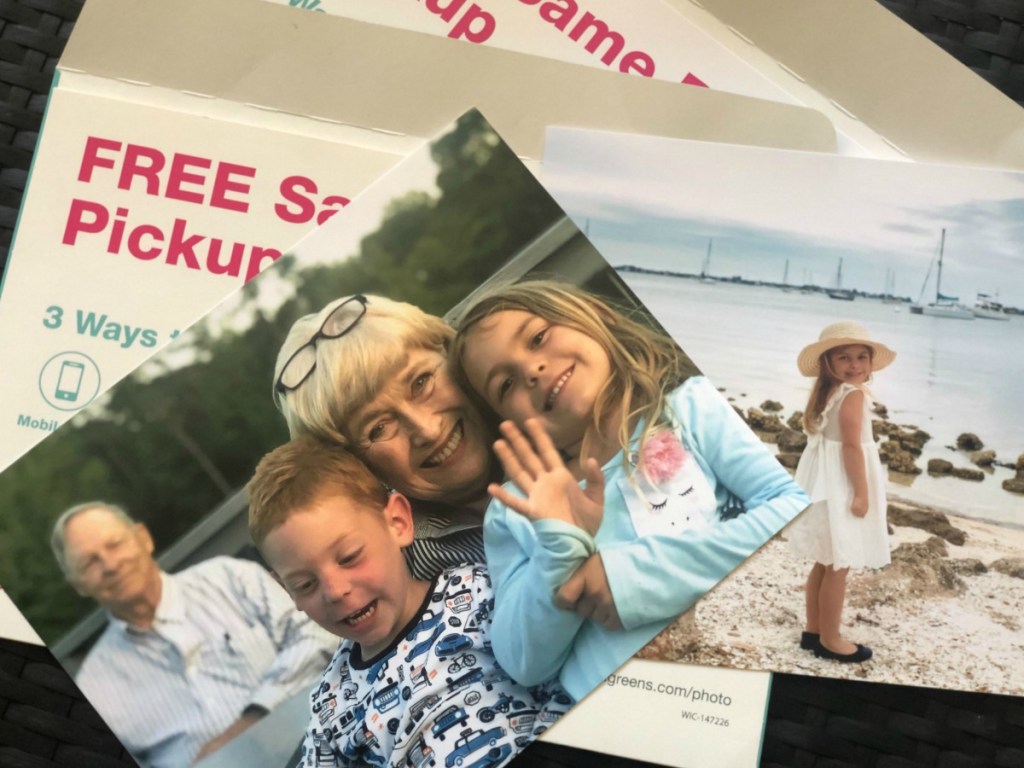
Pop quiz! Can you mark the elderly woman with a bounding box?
[273,293,497,578]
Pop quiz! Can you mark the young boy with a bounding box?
[248,436,569,768]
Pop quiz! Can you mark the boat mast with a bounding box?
[916,257,933,304]
[935,228,945,301]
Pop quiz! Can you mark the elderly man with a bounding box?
[52,502,336,768]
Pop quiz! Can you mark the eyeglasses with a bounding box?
[275,295,367,395]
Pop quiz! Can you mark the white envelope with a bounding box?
[0,0,836,473]
[275,0,1024,166]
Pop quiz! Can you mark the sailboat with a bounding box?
[972,292,1009,321]
[700,239,716,284]
[913,229,974,319]
[908,258,930,314]
[781,258,792,292]
[800,268,813,294]
[882,268,900,304]
[826,257,855,301]
[881,268,902,311]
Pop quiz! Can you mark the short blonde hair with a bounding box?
[248,436,390,549]
[274,295,453,445]
[451,280,689,471]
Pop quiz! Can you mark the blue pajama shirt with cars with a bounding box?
[298,564,570,768]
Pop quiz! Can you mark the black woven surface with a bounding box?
[0,637,138,767]
[877,0,1024,105]
[0,0,83,278]
[1,1,1024,766]
[762,674,1024,768]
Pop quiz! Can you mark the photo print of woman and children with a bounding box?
[0,111,810,768]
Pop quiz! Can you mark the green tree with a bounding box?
[0,110,567,642]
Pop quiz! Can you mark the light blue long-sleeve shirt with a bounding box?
[483,376,810,701]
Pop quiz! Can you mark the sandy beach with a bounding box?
[637,498,1024,696]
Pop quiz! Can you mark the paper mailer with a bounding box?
[0,0,836,472]
[266,0,1024,165]
[683,0,1024,168]
[58,0,837,161]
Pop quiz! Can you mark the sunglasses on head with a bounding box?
[275,295,368,395]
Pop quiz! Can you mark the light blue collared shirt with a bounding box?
[75,557,337,768]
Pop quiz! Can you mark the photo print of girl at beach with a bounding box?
[542,127,1024,697]
[0,110,808,768]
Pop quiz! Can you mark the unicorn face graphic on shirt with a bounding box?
[620,429,717,538]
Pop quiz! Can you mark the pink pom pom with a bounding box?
[641,430,687,484]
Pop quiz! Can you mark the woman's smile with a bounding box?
[348,348,493,505]
[422,420,465,468]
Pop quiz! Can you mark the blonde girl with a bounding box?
[787,321,896,663]
[452,279,809,700]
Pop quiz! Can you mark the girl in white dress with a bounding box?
[788,321,896,663]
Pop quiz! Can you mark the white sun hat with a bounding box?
[797,321,896,377]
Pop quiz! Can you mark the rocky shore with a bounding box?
[738,397,1024,496]
[637,498,1024,696]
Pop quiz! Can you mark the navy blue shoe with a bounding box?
[799,631,820,651]
[814,642,873,663]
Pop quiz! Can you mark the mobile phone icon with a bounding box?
[55,360,85,402]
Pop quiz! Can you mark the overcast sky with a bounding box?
[543,130,1024,306]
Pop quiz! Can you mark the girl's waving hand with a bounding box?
[488,419,605,537]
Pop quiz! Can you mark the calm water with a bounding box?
[621,271,1024,527]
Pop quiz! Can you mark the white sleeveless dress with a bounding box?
[787,383,890,569]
